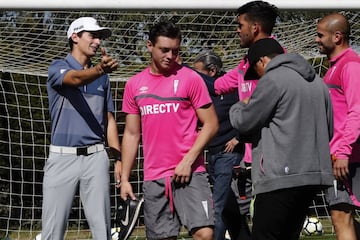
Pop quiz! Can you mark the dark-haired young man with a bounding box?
[43,17,121,239]
[120,21,219,240]
[213,2,280,238]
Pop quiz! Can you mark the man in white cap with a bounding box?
[42,17,121,239]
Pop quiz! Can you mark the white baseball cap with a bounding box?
[67,17,111,39]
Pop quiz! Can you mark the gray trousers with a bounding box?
[41,150,111,240]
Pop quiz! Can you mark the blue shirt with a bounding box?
[47,54,114,146]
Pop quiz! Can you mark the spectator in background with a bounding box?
[43,17,121,239]
[315,12,360,240]
[120,21,219,240]
[229,38,334,240]
[193,49,250,240]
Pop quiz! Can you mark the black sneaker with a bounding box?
[116,197,144,240]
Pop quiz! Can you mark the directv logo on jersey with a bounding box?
[140,103,180,116]
[241,82,253,92]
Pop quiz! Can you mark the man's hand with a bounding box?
[333,157,349,180]
[98,47,119,74]
[242,97,250,104]
[120,181,136,201]
[224,137,239,153]
[173,157,192,184]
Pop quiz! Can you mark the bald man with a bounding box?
[316,13,360,240]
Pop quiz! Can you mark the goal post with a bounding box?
[0,7,359,240]
[1,0,360,9]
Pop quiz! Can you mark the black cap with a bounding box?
[247,38,284,68]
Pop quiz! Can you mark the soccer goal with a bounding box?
[0,4,360,240]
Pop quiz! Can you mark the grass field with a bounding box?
[4,229,337,240]
[300,236,336,240]
[3,222,338,240]
[3,233,337,240]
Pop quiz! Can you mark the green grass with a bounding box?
[300,235,336,240]
[3,225,337,240]
[3,232,337,240]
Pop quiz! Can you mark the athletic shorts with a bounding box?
[326,163,360,208]
[142,172,214,239]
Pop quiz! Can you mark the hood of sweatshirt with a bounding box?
[265,53,316,82]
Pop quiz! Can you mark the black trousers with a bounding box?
[222,190,251,240]
[252,185,322,240]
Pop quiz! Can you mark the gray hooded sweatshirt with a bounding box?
[230,53,334,195]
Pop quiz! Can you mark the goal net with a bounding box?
[0,9,359,239]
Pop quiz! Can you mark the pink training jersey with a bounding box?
[215,58,256,101]
[214,38,286,164]
[214,36,281,100]
[122,65,212,181]
[324,48,360,163]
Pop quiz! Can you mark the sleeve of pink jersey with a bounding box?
[336,62,360,158]
[122,78,140,114]
[188,72,212,109]
[214,66,241,95]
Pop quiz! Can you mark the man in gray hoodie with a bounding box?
[229,38,334,240]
